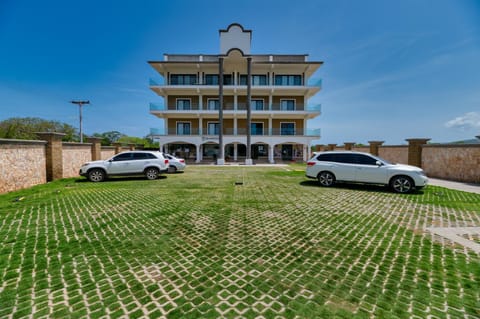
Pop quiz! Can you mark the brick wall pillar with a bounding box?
[112,143,122,154]
[327,144,336,151]
[368,141,384,156]
[87,137,102,161]
[344,142,355,151]
[36,132,66,181]
[128,143,135,151]
[314,144,323,152]
[406,138,430,168]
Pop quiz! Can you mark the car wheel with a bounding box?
[168,165,177,173]
[390,176,414,193]
[318,171,335,187]
[145,167,159,180]
[88,169,105,182]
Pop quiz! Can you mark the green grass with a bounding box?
[0,165,479,318]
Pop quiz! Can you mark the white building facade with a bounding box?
[148,23,323,164]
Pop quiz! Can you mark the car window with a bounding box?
[354,154,377,165]
[335,154,356,164]
[145,153,158,159]
[132,153,148,160]
[112,153,132,161]
[317,153,335,162]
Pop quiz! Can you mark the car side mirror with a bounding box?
[375,160,383,166]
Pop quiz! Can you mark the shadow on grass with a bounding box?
[75,175,168,184]
[300,180,425,195]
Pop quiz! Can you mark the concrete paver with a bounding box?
[429,178,480,194]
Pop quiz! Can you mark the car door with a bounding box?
[353,154,387,184]
[331,153,357,181]
[129,152,152,173]
[108,153,133,174]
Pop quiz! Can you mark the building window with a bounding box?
[170,74,197,85]
[251,99,264,110]
[281,123,295,135]
[280,99,295,111]
[239,74,267,85]
[205,75,218,85]
[176,99,191,110]
[205,74,232,85]
[176,122,191,135]
[207,99,219,110]
[207,122,219,135]
[251,123,264,135]
[274,75,302,86]
[223,75,233,85]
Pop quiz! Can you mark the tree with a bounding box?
[0,117,77,141]
[92,131,125,145]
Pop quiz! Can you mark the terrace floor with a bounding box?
[0,165,479,318]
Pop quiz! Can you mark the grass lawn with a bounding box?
[0,165,479,318]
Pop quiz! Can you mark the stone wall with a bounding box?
[378,146,408,164]
[0,139,47,194]
[63,143,92,178]
[422,144,480,183]
[101,147,116,160]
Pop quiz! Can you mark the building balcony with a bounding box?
[150,127,320,137]
[149,78,322,98]
[150,103,321,113]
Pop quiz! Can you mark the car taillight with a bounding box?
[307,162,316,166]
[179,159,185,163]
[165,159,169,164]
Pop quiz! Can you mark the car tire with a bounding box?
[88,168,105,182]
[318,171,335,187]
[168,165,177,173]
[390,176,414,193]
[145,167,159,180]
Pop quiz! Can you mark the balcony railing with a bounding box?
[150,127,321,137]
[150,77,323,88]
[150,103,321,113]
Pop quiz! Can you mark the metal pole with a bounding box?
[79,104,83,143]
[70,100,90,143]
[218,57,224,165]
[246,57,252,165]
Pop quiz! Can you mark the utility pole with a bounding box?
[70,100,90,143]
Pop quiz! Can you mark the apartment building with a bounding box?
[148,23,322,164]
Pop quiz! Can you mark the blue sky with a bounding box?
[0,0,479,144]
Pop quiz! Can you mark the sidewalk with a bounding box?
[429,178,480,194]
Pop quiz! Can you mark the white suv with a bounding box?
[306,151,428,193]
[79,151,169,182]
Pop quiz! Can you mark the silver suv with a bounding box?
[306,151,428,193]
[79,151,169,182]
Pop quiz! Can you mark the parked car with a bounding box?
[306,151,428,193]
[162,153,186,173]
[79,151,169,182]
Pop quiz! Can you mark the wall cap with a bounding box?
[0,138,47,145]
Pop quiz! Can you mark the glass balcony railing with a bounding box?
[150,127,321,137]
[150,77,322,88]
[150,103,321,113]
[150,103,165,111]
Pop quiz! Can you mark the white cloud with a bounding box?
[445,112,480,131]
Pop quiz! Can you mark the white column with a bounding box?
[234,116,237,136]
[196,144,201,163]
[234,94,238,111]
[199,117,203,136]
[269,144,274,163]
[268,117,272,136]
[269,94,273,111]
[303,144,308,162]
[199,95,203,110]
